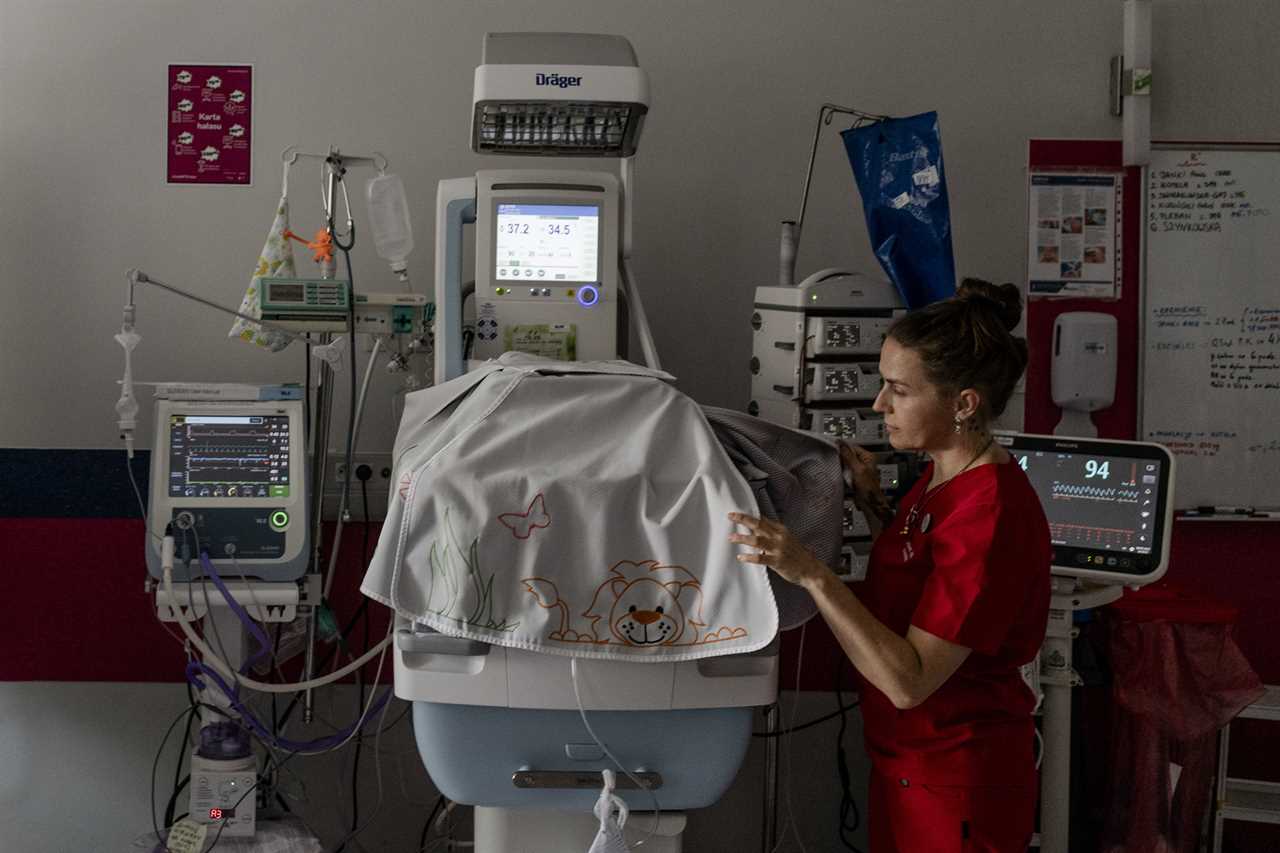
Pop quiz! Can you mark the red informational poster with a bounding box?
[167,63,252,185]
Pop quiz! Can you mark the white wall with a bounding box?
[6,0,1275,453]
[4,1,1280,851]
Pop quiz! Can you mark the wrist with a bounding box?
[801,560,840,596]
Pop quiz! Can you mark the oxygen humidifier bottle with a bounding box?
[366,173,414,280]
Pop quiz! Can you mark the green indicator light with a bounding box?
[269,511,289,531]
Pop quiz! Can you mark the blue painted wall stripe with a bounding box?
[0,449,151,518]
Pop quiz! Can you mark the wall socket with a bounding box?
[323,452,393,521]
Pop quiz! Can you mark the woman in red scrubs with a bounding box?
[730,279,1050,853]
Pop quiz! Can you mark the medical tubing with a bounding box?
[619,258,661,372]
[322,335,383,600]
[198,552,272,684]
[186,619,393,755]
[185,660,391,754]
[329,684,394,853]
[771,623,809,853]
[162,554,390,693]
[569,658,660,849]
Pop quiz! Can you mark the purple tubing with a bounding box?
[186,660,392,753]
[197,552,273,688]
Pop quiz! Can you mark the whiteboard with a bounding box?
[1142,146,1280,510]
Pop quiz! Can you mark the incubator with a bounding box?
[388,32,779,853]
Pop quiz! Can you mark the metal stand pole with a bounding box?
[763,703,780,853]
[1038,579,1124,853]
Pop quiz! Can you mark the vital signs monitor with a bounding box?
[998,433,1175,585]
[146,399,309,581]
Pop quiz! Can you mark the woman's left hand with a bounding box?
[728,512,833,589]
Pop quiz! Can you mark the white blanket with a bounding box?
[361,353,778,661]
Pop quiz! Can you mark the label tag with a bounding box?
[912,164,940,187]
[890,191,911,209]
[165,818,208,853]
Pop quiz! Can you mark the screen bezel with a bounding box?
[998,432,1174,583]
[490,199,603,286]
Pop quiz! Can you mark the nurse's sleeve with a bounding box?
[910,501,1023,657]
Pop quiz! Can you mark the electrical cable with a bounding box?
[833,652,864,853]
[125,453,188,650]
[275,597,375,730]
[322,177,361,608]
[151,704,198,841]
[751,700,860,738]
[417,795,446,853]
[770,624,810,853]
[326,673,394,853]
[569,658,661,849]
[305,335,312,437]
[164,680,200,828]
[337,472,377,851]
[321,336,382,600]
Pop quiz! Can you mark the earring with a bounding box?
[954,416,963,434]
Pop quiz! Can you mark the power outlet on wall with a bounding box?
[323,453,393,520]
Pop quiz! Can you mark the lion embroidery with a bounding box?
[522,560,748,647]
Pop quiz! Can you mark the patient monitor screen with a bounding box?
[494,203,600,283]
[1012,445,1165,573]
[167,414,291,498]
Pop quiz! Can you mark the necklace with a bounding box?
[900,436,995,536]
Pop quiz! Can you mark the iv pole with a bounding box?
[778,103,888,287]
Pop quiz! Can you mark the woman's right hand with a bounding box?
[839,441,891,522]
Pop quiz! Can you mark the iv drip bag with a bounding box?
[366,173,414,273]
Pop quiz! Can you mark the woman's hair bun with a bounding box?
[956,277,1022,332]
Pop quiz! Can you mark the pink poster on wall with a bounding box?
[167,64,252,185]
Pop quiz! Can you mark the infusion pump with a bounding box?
[750,269,912,581]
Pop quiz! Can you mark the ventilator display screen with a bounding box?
[494,203,599,283]
[167,414,291,498]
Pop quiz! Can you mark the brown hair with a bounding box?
[886,278,1029,423]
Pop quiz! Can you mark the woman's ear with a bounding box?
[956,388,982,421]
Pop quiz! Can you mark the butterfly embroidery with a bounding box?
[499,494,552,540]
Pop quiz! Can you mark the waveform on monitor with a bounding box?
[1050,482,1141,502]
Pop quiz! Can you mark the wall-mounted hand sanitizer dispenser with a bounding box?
[1051,311,1117,437]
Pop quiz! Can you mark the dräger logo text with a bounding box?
[535,73,583,88]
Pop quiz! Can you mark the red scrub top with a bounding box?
[857,458,1051,786]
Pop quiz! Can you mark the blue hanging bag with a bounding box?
[841,111,956,309]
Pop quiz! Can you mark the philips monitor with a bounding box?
[997,433,1175,585]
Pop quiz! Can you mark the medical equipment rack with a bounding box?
[1212,684,1280,852]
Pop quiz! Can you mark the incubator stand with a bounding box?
[395,624,778,850]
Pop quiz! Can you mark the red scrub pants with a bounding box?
[868,769,1037,853]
